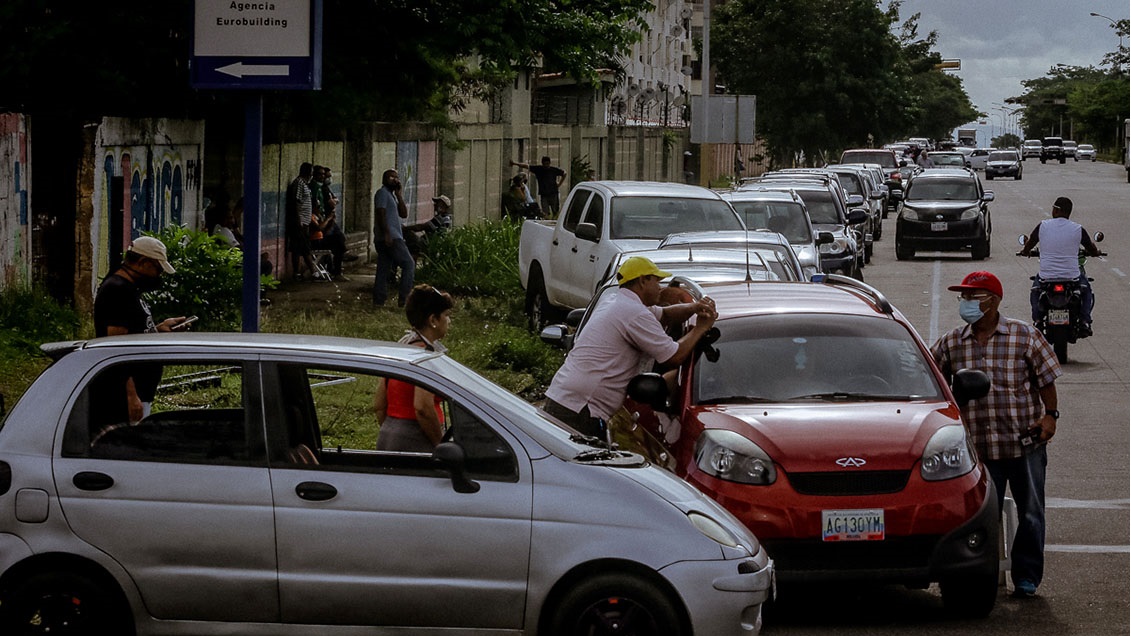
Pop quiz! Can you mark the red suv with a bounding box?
[617,275,998,617]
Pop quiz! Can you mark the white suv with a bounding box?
[1021,139,1043,160]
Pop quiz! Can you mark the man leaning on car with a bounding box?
[930,271,1062,599]
[542,257,717,439]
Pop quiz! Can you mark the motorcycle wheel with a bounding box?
[1047,324,1070,364]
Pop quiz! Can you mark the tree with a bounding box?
[0,0,652,126]
[711,0,976,164]
[1012,64,1128,150]
[991,133,1021,149]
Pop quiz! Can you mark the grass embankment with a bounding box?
[0,220,564,407]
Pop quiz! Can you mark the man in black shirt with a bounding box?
[93,236,187,423]
[510,156,566,216]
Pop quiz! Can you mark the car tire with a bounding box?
[546,572,684,636]
[895,242,914,261]
[971,236,990,261]
[524,268,554,333]
[0,570,133,635]
[940,570,998,618]
[985,174,993,180]
[1059,157,1065,164]
[1040,158,1046,164]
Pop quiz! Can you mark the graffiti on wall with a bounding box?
[0,113,30,287]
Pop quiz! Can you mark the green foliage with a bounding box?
[570,155,593,189]
[1015,64,1129,150]
[145,226,247,332]
[712,0,977,161]
[0,286,80,353]
[991,134,1022,149]
[416,220,523,297]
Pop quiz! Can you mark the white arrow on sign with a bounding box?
[216,62,290,78]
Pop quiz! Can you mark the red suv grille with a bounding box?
[788,470,909,495]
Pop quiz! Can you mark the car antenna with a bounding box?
[744,211,754,283]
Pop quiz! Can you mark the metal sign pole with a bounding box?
[242,95,263,332]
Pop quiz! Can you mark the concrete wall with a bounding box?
[0,113,30,288]
[83,117,205,303]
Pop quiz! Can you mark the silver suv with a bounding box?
[1021,139,1043,160]
[0,334,773,634]
[721,187,830,278]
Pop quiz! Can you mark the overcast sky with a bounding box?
[892,0,1128,144]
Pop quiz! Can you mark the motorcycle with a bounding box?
[1016,232,1105,364]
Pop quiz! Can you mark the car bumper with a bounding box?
[819,253,855,273]
[662,555,774,635]
[897,217,985,250]
[985,167,1019,177]
[685,465,997,584]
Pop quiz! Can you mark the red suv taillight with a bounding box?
[890,171,902,183]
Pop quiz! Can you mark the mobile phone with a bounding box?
[173,316,199,330]
[1019,428,1042,446]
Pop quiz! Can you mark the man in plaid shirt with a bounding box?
[931,270,1062,599]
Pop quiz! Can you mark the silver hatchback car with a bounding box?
[0,334,773,635]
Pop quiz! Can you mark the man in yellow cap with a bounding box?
[543,256,718,438]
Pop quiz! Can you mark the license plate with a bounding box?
[822,509,885,542]
[1047,309,1070,325]
[930,222,948,232]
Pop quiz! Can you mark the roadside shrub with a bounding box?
[416,220,523,298]
[0,286,80,353]
[145,226,276,332]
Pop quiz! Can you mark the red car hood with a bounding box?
[694,401,962,473]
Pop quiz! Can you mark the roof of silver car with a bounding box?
[574,180,727,199]
[50,333,430,363]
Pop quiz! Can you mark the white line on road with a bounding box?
[1111,268,1126,278]
[929,260,942,344]
[1047,497,1129,510]
[1046,544,1130,554]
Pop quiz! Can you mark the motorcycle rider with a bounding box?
[1019,196,1102,337]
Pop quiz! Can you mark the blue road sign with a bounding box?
[192,0,321,90]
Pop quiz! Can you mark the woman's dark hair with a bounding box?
[405,284,453,329]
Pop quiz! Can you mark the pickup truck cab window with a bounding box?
[561,189,593,232]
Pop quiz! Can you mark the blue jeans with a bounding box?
[1030,273,1093,325]
[986,445,1047,587]
[373,238,415,305]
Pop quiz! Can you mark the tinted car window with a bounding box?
[561,189,592,233]
[988,152,1016,161]
[731,201,811,242]
[64,361,263,465]
[906,178,978,201]
[791,190,841,224]
[695,314,943,403]
[610,197,742,239]
[840,150,897,168]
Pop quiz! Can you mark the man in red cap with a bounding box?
[930,270,1062,599]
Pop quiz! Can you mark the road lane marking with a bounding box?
[1111,268,1126,278]
[929,260,942,343]
[1046,544,1130,554]
[1047,497,1129,510]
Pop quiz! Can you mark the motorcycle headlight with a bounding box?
[920,425,975,481]
[959,207,981,220]
[694,429,777,485]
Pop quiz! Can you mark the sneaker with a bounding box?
[1013,580,1038,598]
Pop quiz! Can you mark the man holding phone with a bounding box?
[372,168,413,307]
[94,236,189,423]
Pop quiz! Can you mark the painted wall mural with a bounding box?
[0,113,30,287]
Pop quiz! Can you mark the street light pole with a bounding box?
[1090,12,1124,70]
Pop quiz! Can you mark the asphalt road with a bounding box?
[763,159,1130,635]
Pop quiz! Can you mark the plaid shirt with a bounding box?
[931,315,1062,461]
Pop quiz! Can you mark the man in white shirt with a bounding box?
[1019,197,1102,335]
[543,257,718,438]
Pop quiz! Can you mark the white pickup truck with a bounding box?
[518,181,745,329]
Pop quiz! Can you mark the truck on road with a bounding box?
[956,127,977,147]
[518,181,744,330]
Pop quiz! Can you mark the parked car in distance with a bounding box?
[965,148,990,171]
[720,188,829,278]
[1077,144,1097,161]
[926,151,968,168]
[839,148,903,207]
[1062,140,1078,161]
[611,275,998,618]
[1021,139,1043,160]
[0,334,774,635]
[1041,137,1066,163]
[894,167,994,260]
[985,150,1023,180]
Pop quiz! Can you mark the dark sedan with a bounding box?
[894,168,994,260]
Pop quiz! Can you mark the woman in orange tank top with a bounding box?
[373,284,454,452]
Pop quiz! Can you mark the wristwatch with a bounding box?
[1044,409,1060,420]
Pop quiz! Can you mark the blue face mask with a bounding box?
[959,299,985,324]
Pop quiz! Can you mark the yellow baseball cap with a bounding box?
[616,256,672,284]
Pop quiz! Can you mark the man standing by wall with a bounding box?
[931,270,1062,599]
[286,162,318,280]
[511,156,566,216]
[373,168,412,307]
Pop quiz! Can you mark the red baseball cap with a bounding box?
[947,271,1003,298]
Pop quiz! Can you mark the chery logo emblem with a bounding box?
[836,457,867,468]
